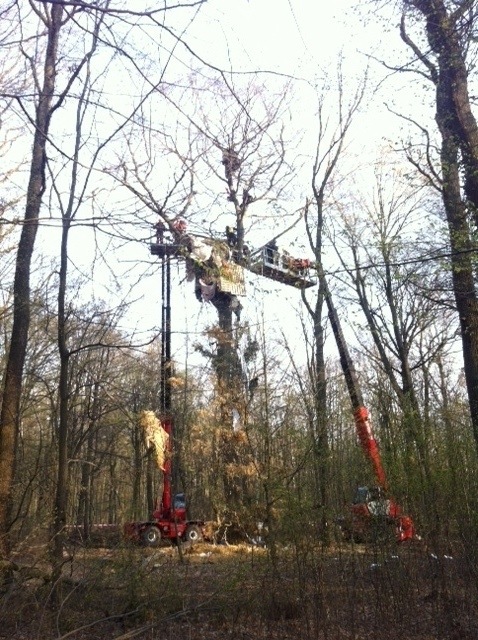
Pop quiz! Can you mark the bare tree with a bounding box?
[190,78,300,518]
[374,0,478,452]
[300,64,367,542]
[0,0,209,566]
[108,73,296,513]
[333,162,459,529]
[0,1,67,561]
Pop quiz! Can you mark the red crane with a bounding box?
[244,242,416,543]
[126,221,415,545]
[323,275,415,543]
[123,229,206,547]
[248,247,415,542]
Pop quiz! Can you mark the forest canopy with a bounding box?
[1,6,478,634]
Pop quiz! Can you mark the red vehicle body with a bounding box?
[337,406,416,544]
[342,485,415,544]
[317,271,417,545]
[123,417,206,547]
[123,490,205,546]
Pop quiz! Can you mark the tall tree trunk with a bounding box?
[77,425,95,541]
[108,458,118,524]
[404,0,478,453]
[51,210,72,588]
[310,162,331,542]
[132,415,143,521]
[410,0,478,224]
[0,3,64,560]
[439,124,478,448]
[213,301,246,508]
[309,271,330,543]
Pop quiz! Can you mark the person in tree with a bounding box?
[265,239,278,264]
[154,220,166,243]
[226,225,237,247]
[173,218,187,234]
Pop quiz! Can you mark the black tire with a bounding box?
[141,525,161,547]
[184,524,203,543]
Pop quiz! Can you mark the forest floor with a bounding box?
[1,536,478,640]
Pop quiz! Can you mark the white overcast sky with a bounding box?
[194,0,363,73]
[116,0,427,367]
[28,0,434,375]
[142,1,392,370]
[186,1,415,157]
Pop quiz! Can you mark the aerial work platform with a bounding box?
[150,237,317,290]
[248,247,316,289]
[150,242,184,258]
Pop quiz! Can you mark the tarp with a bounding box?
[189,237,213,262]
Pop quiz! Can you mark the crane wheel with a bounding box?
[141,525,161,547]
[184,524,203,543]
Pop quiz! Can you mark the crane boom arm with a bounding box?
[323,274,387,490]
[318,269,416,542]
[353,406,387,490]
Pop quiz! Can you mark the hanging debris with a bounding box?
[151,223,246,310]
[138,410,169,471]
[150,221,315,306]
